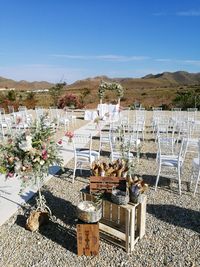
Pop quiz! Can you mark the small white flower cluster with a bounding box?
[19,136,33,152]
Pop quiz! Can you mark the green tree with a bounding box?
[49,82,66,106]
[7,90,16,101]
[173,90,200,109]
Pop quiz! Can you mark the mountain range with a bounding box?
[1,71,200,108]
[1,71,200,91]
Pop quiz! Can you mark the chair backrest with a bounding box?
[8,105,14,114]
[187,108,197,122]
[156,123,172,138]
[35,107,45,119]
[49,107,60,123]
[0,111,6,123]
[178,137,188,164]
[176,121,192,139]
[0,107,5,115]
[72,133,92,152]
[157,137,176,157]
[158,136,187,162]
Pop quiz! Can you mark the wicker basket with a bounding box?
[111,188,129,205]
[77,201,102,223]
[130,192,145,203]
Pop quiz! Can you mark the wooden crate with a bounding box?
[90,176,126,193]
[81,191,146,253]
[76,221,99,256]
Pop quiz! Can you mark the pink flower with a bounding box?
[65,131,74,138]
[58,139,62,145]
[7,172,14,177]
[42,149,48,160]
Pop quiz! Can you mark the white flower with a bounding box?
[40,160,45,165]
[19,136,33,152]
[14,162,22,172]
[26,135,32,147]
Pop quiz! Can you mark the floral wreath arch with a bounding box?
[98,81,124,104]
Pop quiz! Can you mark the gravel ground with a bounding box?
[0,111,200,267]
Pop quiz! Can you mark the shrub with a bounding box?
[58,93,83,109]
[7,90,16,101]
[27,91,35,100]
[173,90,199,109]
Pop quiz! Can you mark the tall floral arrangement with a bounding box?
[0,115,63,212]
[98,81,124,102]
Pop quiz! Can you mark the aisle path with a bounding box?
[0,120,99,226]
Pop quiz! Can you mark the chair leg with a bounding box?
[80,166,83,176]
[136,147,140,163]
[190,170,194,186]
[155,165,161,191]
[178,167,181,195]
[72,160,77,183]
[142,130,145,141]
[99,143,102,155]
[194,170,200,196]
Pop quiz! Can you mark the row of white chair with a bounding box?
[71,131,200,196]
[156,136,200,195]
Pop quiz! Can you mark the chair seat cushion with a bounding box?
[193,157,199,167]
[80,149,99,158]
[112,152,134,159]
[160,155,183,167]
[76,152,96,162]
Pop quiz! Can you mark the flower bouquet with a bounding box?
[0,115,63,230]
[65,131,74,143]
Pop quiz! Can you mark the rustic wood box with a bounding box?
[81,190,146,253]
[76,221,99,256]
[90,176,126,193]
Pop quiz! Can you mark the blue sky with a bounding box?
[0,0,200,83]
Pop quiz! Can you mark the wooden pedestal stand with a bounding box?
[76,221,99,256]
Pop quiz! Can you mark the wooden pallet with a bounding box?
[81,191,146,253]
[90,176,126,193]
[76,221,99,256]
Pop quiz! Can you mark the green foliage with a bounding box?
[7,90,16,101]
[27,91,35,100]
[173,90,200,109]
[49,82,66,106]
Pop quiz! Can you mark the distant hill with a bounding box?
[1,71,200,108]
[1,71,200,91]
[142,71,200,85]
[66,71,200,108]
[0,76,54,90]
[67,75,169,91]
